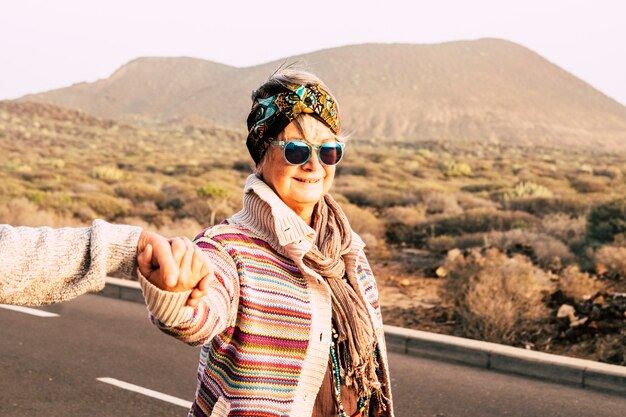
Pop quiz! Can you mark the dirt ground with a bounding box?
[370,256,450,333]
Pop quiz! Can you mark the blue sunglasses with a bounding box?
[270,140,346,166]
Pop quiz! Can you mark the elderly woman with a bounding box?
[139,69,393,417]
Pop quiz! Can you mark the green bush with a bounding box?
[587,198,626,245]
[197,182,231,199]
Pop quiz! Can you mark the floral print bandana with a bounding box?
[246,83,340,163]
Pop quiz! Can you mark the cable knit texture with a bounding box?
[143,174,394,417]
[0,220,142,306]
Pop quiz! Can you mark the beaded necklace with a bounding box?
[329,325,369,417]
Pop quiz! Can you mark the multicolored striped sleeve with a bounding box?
[356,250,383,324]
[146,236,241,347]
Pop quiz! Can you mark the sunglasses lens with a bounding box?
[319,143,343,166]
[283,141,311,165]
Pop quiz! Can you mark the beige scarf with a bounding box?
[303,195,383,403]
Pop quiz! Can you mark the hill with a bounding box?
[19,39,626,150]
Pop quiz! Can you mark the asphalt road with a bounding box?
[1,295,624,417]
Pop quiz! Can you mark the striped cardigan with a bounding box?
[140,175,394,417]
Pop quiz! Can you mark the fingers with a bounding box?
[190,246,212,287]
[185,246,213,305]
[145,232,179,287]
[169,237,188,264]
[137,243,153,278]
[179,237,195,288]
[186,287,206,307]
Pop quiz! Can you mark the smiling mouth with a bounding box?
[294,178,321,184]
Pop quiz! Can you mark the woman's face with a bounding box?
[260,118,337,221]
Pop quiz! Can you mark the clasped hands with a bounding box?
[136,231,213,307]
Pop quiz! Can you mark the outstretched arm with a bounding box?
[0,221,210,307]
[0,220,142,306]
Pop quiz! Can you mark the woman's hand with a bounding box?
[137,234,213,307]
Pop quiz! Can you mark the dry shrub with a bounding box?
[120,216,204,239]
[594,167,622,180]
[441,248,552,345]
[90,165,126,183]
[424,208,538,237]
[425,235,456,253]
[0,176,27,197]
[506,197,589,217]
[570,175,610,193]
[81,193,129,220]
[501,181,553,201]
[184,197,237,226]
[461,183,505,194]
[342,203,385,241]
[538,214,586,246]
[439,161,473,177]
[342,187,417,209]
[382,205,426,227]
[531,238,575,269]
[484,229,574,269]
[455,193,499,211]
[425,233,491,253]
[337,162,373,177]
[594,246,626,278]
[558,266,603,300]
[115,182,164,204]
[423,192,463,215]
[0,198,82,227]
[451,233,491,250]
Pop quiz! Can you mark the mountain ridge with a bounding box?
[19,38,626,150]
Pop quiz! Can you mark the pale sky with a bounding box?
[1,0,625,105]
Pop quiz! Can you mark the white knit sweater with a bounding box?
[0,220,141,305]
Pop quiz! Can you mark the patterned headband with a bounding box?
[246,83,340,163]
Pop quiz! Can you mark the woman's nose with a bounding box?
[301,148,323,171]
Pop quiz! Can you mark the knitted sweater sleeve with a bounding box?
[0,220,142,306]
[139,236,240,347]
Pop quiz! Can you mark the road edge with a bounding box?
[99,278,625,395]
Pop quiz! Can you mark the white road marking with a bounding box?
[96,377,192,408]
[0,304,59,317]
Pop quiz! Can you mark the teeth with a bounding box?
[296,178,319,183]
